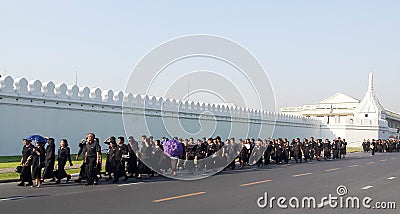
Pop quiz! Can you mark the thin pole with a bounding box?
[187,79,190,101]
[75,70,78,86]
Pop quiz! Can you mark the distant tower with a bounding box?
[368,72,374,92]
[355,72,385,120]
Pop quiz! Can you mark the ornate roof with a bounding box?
[355,73,384,117]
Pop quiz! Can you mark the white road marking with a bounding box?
[325,168,340,172]
[240,179,272,187]
[293,172,312,177]
[379,159,387,162]
[0,196,25,201]
[387,177,396,180]
[118,182,144,187]
[361,185,373,190]
[390,158,397,160]
[349,165,360,168]
[153,192,206,203]
[366,162,375,165]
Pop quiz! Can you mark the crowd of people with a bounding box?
[17,132,398,187]
[362,139,400,155]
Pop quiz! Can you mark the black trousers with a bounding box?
[227,158,236,170]
[186,156,196,172]
[114,160,126,180]
[264,152,271,165]
[85,157,97,184]
[294,151,302,162]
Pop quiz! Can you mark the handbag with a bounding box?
[15,165,22,173]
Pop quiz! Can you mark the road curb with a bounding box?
[0,173,80,184]
[0,178,19,183]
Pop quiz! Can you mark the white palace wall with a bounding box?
[0,76,331,156]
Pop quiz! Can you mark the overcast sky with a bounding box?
[1,1,399,112]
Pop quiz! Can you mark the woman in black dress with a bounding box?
[31,141,45,187]
[104,136,117,180]
[127,136,139,178]
[137,135,153,179]
[18,138,34,187]
[55,139,73,184]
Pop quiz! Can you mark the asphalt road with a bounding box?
[1,152,399,214]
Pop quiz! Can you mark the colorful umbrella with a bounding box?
[163,139,183,157]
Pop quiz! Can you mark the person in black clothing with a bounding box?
[127,136,139,178]
[137,135,152,179]
[332,139,340,159]
[74,138,87,183]
[314,139,323,161]
[323,139,331,160]
[185,138,197,173]
[275,139,284,164]
[94,138,102,180]
[252,139,264,167]
[42,137,55,182]
[283,139,291,164]
[309,137,316,160]
[196,139,207,171]
[293,138,303,163]
[340,138,347,158]
[104,136,117,180]
[303,138,311,162]
[152,140,165,173]
[31,141,45,187]
[113,136,129,183]
[214,136,224,168]
[178,139,187,170]
[83,133,101,185]
[55,139,73,184]
[18,138,34,187]
[205,138,217,171]
[371,140,376,155]
[225,138,238,170]
[362,140,368,152]
[263,140,273,165]
[239,140,250,168]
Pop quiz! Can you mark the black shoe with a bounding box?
[26,182,34,186]
[66,175,71,182]
[74,179,81,183]
[17,182,25,186]
[55,180,61,184]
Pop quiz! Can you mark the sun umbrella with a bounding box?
[25,134,47,144]
[163,139,183,158]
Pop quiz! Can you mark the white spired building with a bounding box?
[281,73,400,146]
